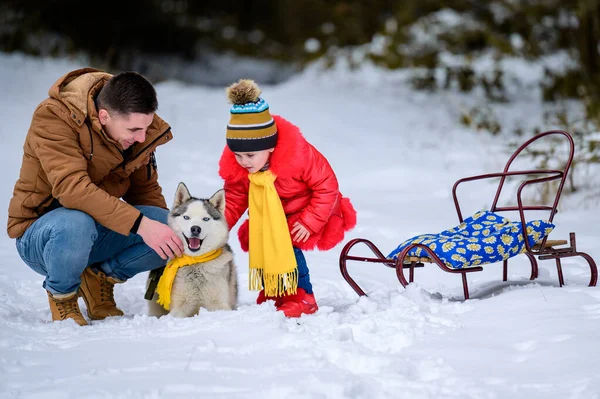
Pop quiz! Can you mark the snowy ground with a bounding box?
[0,52,599,399]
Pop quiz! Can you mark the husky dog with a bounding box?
[147,182,238,318]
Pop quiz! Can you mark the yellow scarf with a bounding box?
[155,249,223,310]
[248,170,298,297]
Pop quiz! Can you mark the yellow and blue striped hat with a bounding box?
[226,79,277,152]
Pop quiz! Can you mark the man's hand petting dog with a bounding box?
[138,216,184,259]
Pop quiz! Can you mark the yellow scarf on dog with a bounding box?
[156,249,223,310]
[248,170,298,297]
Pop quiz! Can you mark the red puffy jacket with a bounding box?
[218,115,356,251]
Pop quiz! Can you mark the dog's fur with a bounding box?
[147,182,238,318]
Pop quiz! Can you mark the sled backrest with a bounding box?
[452,130,574,252]
[489,130,574,224]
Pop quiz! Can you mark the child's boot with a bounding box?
[276,288,318,318]
[256,289,284,306]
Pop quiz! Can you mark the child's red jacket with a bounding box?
[218,115,356,251]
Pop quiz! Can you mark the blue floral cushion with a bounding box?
[387,210,555,269]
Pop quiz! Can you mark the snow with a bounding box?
[0,52,599,399]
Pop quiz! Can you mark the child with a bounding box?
[218,79,357,318]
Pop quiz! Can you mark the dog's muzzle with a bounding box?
[184,225,203,252]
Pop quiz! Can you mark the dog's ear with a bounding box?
[173,182,192,208]
[209,189,226,214]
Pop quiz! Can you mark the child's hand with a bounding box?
[291,222,311,243]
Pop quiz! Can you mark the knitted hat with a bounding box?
[226,79,277,152]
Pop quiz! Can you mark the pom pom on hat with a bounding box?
[225,79,277,152]
[227,79,261,105]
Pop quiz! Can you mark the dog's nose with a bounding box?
[190,225,201,236]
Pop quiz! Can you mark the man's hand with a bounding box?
[291,221,311,243]
[137,216,184,259]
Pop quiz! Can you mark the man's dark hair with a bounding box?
[97,71,158,115]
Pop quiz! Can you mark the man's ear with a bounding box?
[98,109,109,125]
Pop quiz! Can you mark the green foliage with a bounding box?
[410,70,438,91]
[542,69,583,102]
[520,109,600,205]
[547,109,600,195]
[444,67,476,92]
[0,0,397,65]
[459,104,502,135]
[444,66,506,101]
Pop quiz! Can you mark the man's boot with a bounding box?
[47,291,88,326]
[79,267,124,320]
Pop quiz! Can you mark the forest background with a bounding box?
[2,0,599,197]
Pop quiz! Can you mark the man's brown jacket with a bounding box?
[7,68,172,239]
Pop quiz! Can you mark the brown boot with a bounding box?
[47,291,88,326]
[79,267,124,320]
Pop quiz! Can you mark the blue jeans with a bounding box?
[294,248,313,294]
[15,206,168,295]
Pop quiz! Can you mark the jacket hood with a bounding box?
[48,67,112,123]
[219,115,310,182]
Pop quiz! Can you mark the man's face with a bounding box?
[99,109,154,150]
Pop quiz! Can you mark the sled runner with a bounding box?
[339,130,598,299]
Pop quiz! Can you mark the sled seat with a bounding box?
[387,210,555,270]
[339,130,598,299]
[402,239,569,264]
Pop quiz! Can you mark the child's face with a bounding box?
[233,148,274,173]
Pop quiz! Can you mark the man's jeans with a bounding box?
[16,205,168,295]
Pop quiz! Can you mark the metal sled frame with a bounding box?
[339,130,598,299]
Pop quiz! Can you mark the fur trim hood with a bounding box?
[48,68,111,125]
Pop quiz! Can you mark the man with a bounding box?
[7,68,184,326]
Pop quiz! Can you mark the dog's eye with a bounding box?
[183,215,190,220]
[203,217,210,221]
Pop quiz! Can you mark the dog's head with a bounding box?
[168,182,229,256]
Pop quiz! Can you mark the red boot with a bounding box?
[276,288,318,318]
[256,290,284,306]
